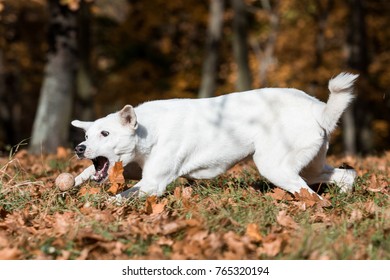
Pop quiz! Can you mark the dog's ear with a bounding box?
[71,120,93,131]
[119,105,138,130]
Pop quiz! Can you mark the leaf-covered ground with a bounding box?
[0,148,389,260]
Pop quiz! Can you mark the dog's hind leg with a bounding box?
[252,151,319,197]
[303,164,357,193]
[301,142,357,192]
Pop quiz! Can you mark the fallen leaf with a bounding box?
[269,188,293,201]
[181,242,203,258]
[349,209,363,223]
[161,220,188,235]
[79,186,100,196]
[0,232,8,247]
[53,212,74,235]
[246,223,262,242]
[0,247,21,260]
[145,196,157,214]
[182,187,193,200]
[147,244,165,259]
[223,231,246,257]
[276,210,299,229]
[259,234,284,257]
[145,196,167,215]
[190,230,209,243]
[151,201,167,215]
[365,201,380,214]
[107,161,125,194]
[56,146,69,159]
[174,186,181,199]
[157,236,174,246]
[367,174,386,192]
[294,189,331,208]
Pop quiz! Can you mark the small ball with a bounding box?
[55,173,75,191]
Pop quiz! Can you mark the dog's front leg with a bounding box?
[117,179,167,198]
[110,180,152,204]
[115,155,178,200]
[116,172,176,199]
[74,165,95,187]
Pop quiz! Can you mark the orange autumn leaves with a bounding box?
[107,162,125,194]
[79,161,125,196]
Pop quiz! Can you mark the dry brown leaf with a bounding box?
[76,247,91,260]
[107,161,125,194]
[365,201,381,214]
[157,237,174,246]
[145,196,157,214]
[0,232,9,248]
[367,174,387,192]
[0,247,21,260]
[145,196,168,215]
[147,244,165,259]
[191,230,209,243]
[294,189,331,208]
[161,220,188,235]
[276,210,299,229]
[223,231,246,257]
[58,250,72,260]
[349,209,363,223]
[182,187,193,200]
[181,242,203,258]
[151,201,166,215]
[260,234,284,257]
[246,223,263,242]
[53,212,74,235]
[56,146,69,159]
[262,239,282,257]
[269,188,293,201]
[78,186,100,196]
[174,186,182,199]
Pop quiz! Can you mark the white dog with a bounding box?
[72,72,358,199]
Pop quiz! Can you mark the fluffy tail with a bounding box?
[321,72,359,133]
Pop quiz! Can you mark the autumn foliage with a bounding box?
[0,149,389,259]
[0,0,390,153]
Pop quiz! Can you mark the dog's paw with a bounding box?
[338,168,357,193]
[107,187,140,206]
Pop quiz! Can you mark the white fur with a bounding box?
[72,72,358,199]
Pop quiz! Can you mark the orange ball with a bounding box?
[55,173,75,191]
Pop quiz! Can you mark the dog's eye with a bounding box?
[85,134,88,140]
[101,131,110,137]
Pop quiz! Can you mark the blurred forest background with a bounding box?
[0,0,389,156]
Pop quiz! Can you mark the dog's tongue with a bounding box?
[92,156,109,182]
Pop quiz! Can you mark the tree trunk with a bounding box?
[198,0,225,98]
[75,0,94,121]
[342,107,356,155]
[308,0,333,96]
[0,50,8,146]
[231,0,252,91]
[0,49,20,148]
[343,0,371,155]
[313,0,333,69]
[251,0,279,87]
[29,0,78,154]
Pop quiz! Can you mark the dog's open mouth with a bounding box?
[92,156,109,182]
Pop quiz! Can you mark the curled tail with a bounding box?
[321,72,359,133]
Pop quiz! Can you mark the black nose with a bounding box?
[74,144,86,157]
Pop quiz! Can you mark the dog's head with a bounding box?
[72,105,138,183]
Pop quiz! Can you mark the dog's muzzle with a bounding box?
[75,144,86,158]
